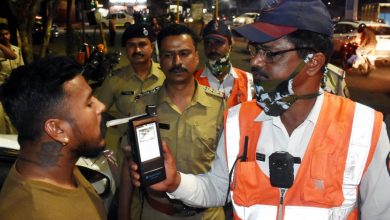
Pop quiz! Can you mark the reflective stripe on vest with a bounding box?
[225,97,378,220]
[225,104,242,171]
[244,71,253,101]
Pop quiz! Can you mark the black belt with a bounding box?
[146,195,206,217]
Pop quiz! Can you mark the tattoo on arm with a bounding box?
[36,141,63,167]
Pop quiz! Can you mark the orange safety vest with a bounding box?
[224,93,382,220]
[194,67,253,108]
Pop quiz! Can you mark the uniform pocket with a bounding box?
[116,95,136,116]
[302,152,344,206]
[190,123,218,162]
[233,161,278,206]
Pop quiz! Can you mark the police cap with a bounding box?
[121,23,154,47]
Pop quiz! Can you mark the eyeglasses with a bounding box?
[247,43,314,63]
[260,0,282,12]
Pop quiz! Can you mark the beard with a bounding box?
[68,116,107,159]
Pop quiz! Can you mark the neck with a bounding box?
[280,97,317,136]
[280,73,322,135]
[166,80,196,113]
[16,142,79,189]
[0,41,10,47]
[215,69,229,82]
[132,60,152,81]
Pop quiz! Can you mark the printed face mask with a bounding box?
[206,53,231,77]
[254,54,318,116]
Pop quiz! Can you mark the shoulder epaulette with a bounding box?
[134,86,161,101]
[112,66,128,76]
[203,86,225,98]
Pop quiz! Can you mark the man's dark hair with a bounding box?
[284,30,333,70]
[0,23,9,31]
[157,24,199,51]
[0,56,82,142]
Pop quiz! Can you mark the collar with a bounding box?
[200,63,237,79]
[155,81,214,108]
[128,61,164,79]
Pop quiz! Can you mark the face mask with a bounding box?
[206,53,231,77]
[254,54,319,116]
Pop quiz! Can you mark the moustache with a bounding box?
[132,52,144,57]
[168,66,188,74]
[251,67,269,81]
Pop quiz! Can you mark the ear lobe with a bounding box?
[44,119,68,143]
[306,53,326,76]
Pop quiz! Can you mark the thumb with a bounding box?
[161,141,173,161]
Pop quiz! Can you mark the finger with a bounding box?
[130,171,141,187]
[122,144,132,158]
[161,141,173,161]
[130,160,138,171]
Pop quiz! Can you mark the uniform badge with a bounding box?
[387,151,390,176]
[121,91,134,95]
[142,27,149,36]
[134,86,161,101]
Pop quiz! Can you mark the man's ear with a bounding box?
[44,119,69,145]
[306,53,326,76]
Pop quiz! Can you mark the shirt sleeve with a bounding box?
[94,76,115,110]
[18,48,24,66]
[359,122,390,219]
[168,132,230,207]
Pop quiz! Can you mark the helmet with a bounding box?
[357,23,366,33]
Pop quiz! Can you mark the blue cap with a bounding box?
[203,20,232,43]
[234,0,333,43]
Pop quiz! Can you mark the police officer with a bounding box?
[356,23,377,69]
[120,24,226,220]
[0,23,24,84]
[195,19,253,108]
[0,23,22,134]
[129,0,390,219]
[95,23,165,162]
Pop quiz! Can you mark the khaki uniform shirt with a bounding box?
[95,61,165,118]
[0,165,107,220]
[94,61,165,163]
[0,45,24,84]
[0,103,16,134]
[130,82,226,220]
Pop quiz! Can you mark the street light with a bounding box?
[216,0,218,19]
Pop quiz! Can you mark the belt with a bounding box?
[146,195,206,217]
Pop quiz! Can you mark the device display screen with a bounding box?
[135,122,161,162]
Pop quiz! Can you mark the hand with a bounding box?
[129,141,181,192]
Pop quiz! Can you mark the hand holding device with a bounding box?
[126,105,166,187]
[129,141,181,192]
